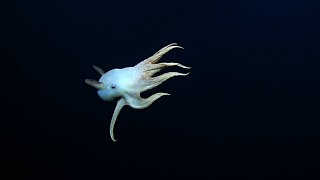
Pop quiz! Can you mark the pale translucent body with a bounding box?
[85,43,191,141]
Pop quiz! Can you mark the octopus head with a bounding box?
[96,83,117,101]
[86,68,126,101]
[97,69,123,101]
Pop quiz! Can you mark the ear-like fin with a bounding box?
[85,79,104,90]
[110,98,127,142]
[92,65,105,75]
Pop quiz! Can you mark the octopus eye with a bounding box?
[111,84,116,89]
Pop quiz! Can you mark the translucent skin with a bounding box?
[85,43,191,141]
[97,67,137,101]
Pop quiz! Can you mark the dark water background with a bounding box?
[3,0,320,179]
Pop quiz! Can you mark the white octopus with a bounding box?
[85,43,191,141]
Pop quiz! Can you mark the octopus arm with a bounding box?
[110,98,127,142]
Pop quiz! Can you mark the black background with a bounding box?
[3,0,320,179]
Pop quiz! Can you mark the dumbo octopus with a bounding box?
[85,43,190,141]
